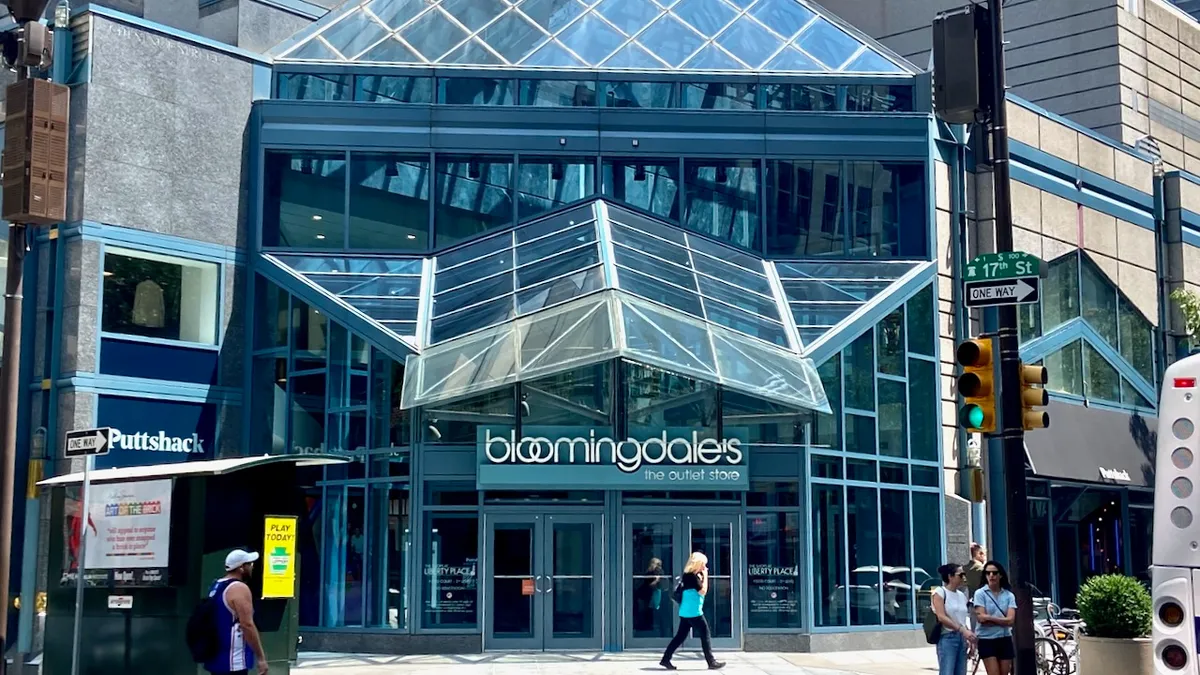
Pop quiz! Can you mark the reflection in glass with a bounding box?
[520,79,597,106]
[845,85,913,112]
[881,490,912,624]
[1081,257,1118,345]
[908,359,939,462]
[322,488,345,626]
[343,488,367,626]
[847,162,926,258]
[1044,342,1083,397]
[691,522,734,638]
[552,522,594,638]
[517,157,597,219]
[604,81,678,108]
[722,390,806,444]
[766,160,843,256]
[681,82,756,109]
[1084,342,1121,403]
[1044,253,1080,331]
[876,307,905,375]
[625,362,717,439]
[813,485,846,627]
[844,331,875,410]
[522,364,612,435]
[845,414,876,455]
[1019,301,1042,344]
[813,358,840,449]
[631,522,675,638]
[683,159,760,250]
[371,354,410,449]
[906,285,935,356]
[423,515,479,629]
[252,357,287,455]
[438,77,514,104]
[349,154,430,249]
[747,513,801,628]
[1118,297,1154,383]
[277,73,352,101]
[912,492,941,626]
[1028,498,1051,605]
[365,485,409,628]
[424,387,516,444]
[878,380,907,458]
[255,277,289,349]
[263,152,347,248]
[847,487,880,625]
[355,75,433,103]
[292,299,329,370]
[602,158,681,220]
[435,157,514,248]
[492,524,535,637]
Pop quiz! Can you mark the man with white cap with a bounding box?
[204,549,268,675]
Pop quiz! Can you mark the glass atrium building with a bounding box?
[251,0,942,652]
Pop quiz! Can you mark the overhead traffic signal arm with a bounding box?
[956,338,997,434]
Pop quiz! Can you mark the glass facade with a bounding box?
[250,0,944,650]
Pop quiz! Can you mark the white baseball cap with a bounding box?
[225,549,260,571]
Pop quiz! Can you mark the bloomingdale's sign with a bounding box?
[477,427,749,490]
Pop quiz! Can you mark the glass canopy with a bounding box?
[266,198,935,413]
[272,0,916,74]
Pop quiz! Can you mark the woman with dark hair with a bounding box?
[972,560,1017,675]
[931,563,975,675]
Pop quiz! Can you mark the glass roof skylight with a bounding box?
[777,260,923,345]
[273,0,915,74]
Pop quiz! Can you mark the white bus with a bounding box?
[1153,354,1200,673]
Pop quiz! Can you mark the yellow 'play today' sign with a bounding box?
[261,516,297,599]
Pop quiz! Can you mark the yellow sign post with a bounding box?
[261,516,298,599]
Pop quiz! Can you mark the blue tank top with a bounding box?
[204,578,255,673]
[678,572,705,618]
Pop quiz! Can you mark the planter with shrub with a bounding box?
[1075,574,1153,675]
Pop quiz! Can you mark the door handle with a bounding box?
[544,576,553,594]
[534,575,543,593]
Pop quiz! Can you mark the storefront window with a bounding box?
[251,356,287,455]
[371,354,410,448]
[911,491,941,625]
[516,157,597,220]
[263,151,347,248]
[367,484,410,628]
[434,156,515,248]
[765,160,843,257]
[1029,498,1052,599]
[602,159,681,221]
[291,372,326,454]
[102,247,219,344]
[747,513,801,628]
[624,363,716,439]
[847,486,880,626]
[683,159,760,250]
[747,482,801,507]
[878,380,907,458]
[881,489,913,624]
[292,299,329,371]
[722,391,805,445]
[422,514,479,629]
[424,387,516,444]
[521,364,612,435]
[812,484,845,627]
[349,154,430,250]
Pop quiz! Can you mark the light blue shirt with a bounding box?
[973,587,1017,639]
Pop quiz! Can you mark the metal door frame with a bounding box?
[542,512,605,651]
[482,513,544,651]
[684,513,743,650]
[622,513,682,650]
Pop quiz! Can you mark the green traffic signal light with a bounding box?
[959,404,986,429]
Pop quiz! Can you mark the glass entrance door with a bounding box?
[624,513,742,650]
[483,513,603,651]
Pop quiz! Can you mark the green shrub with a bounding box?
[1076,574,1152,639]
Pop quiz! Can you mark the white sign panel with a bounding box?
[85,479,171,570]
[107,595,133,610]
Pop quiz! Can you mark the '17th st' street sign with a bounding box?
[964,252,1044,309]
[65,427,112,458]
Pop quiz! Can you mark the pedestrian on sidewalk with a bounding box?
[659,552,725,671]
[973,561,1017,675]
[964,543,986,597]
[932,563,976,675]
[206,549,269,675]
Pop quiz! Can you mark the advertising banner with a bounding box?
[262,516,298,599]
[85,479,172,570]
[476,425,750,490]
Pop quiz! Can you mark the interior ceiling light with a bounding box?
[312,214,322,221]
[316,234,326,240]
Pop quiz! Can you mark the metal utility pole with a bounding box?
[0,220,24,674]
[985,1,1037,673]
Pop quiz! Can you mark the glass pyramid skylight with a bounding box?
[272,0,915,74]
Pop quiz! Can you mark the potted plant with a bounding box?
[1075,574,1153,675]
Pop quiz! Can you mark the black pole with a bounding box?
[986,2,1036,674]
[0,221,26,675]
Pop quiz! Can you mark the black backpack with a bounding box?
[923,588,944,644]
[185,593,220,663]
[671,579,684,604]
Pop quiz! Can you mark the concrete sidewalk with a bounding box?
[295,648,939,675]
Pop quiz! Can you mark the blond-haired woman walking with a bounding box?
[659,552,725,670]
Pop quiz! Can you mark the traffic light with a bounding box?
[956,338,996,433]
[1020,362,1050,430]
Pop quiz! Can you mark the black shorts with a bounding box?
[978,636,1015,661]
